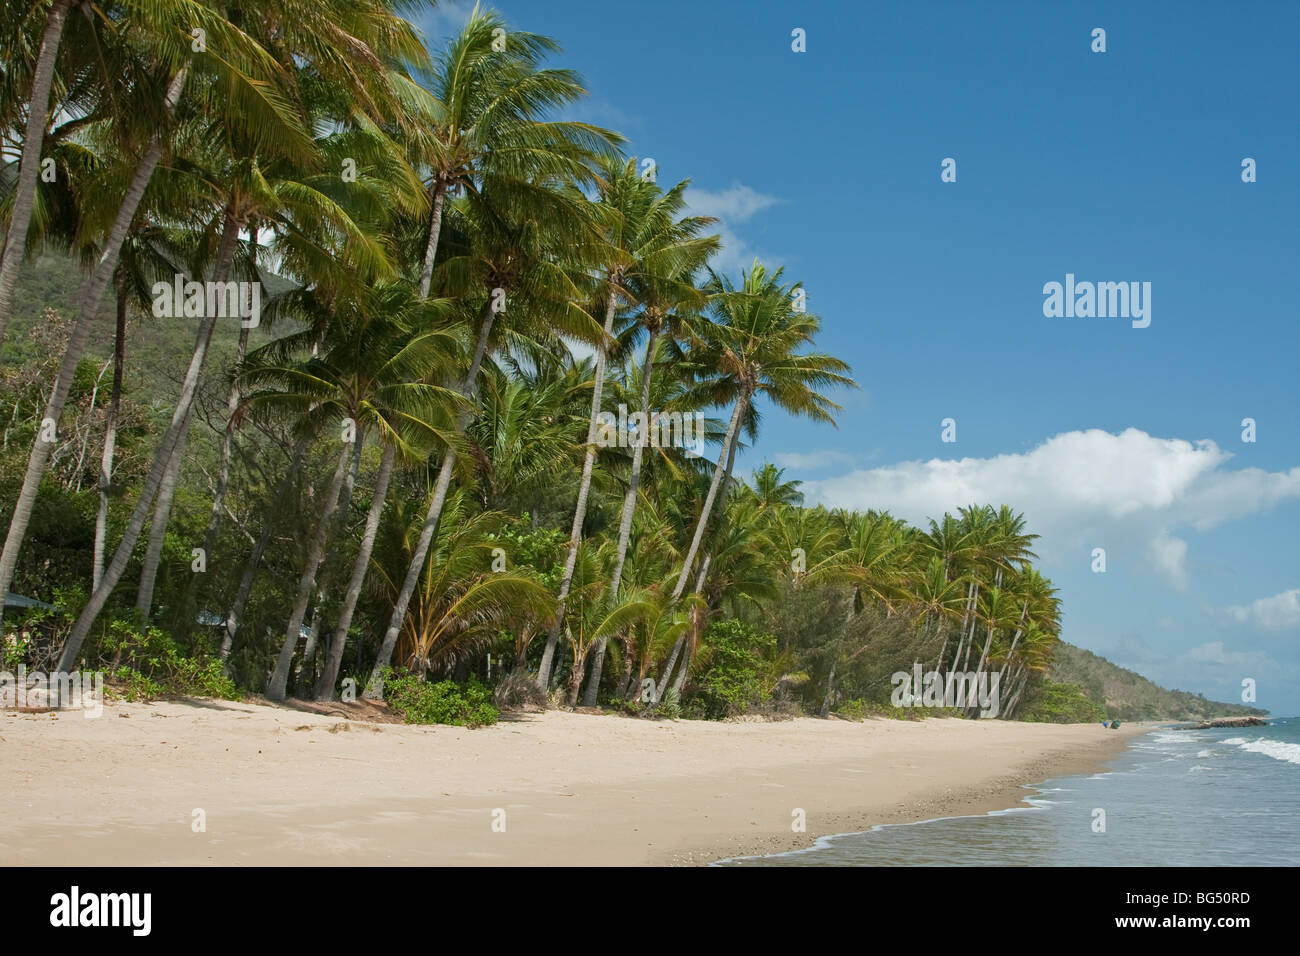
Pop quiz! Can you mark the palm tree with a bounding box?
[51,0,435,668]
[0,0,74,344]
[368,491,554,678]
[241,283,460,700]
[405,8,620,298]
[647,263,855,705]
[538,155,718,694]
[671,262,854,603]
[2,0,311,626]
[363,164,609,698]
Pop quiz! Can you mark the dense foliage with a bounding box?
[0,1,1250,726]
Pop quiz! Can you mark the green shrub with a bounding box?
[835,698,871,721]
[384,671,499,727]
[655,688,681,720]
[1020,680,1107,724]
[104,619,239,701]
[691,619,777,719]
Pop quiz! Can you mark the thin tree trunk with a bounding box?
[657,398,744,699]
[316,442,395,699]
[820,660,837,718]
[55,193,241,676]
[72,359,111,491]
[658,395,747,700]
[418,183,447,298]
[266,440,353,701]
[137,206,248,621]
[219,436,310,662]
[0,66,188,624]
[364,298,495,699]
[93,273,128,592]
[134,402,193,620]
[0,0,73,343]
[666,555,712,699]
[581,328,658,706]
[538,287,618,691]
[997,602,1029,685]
[961,584,980,671]
[295,431,364,695]
[670,394,747,604]
[201,242,256,558]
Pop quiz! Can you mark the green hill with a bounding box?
[1049,642,1268,722]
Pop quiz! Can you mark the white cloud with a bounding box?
[685,183,782,276]
[1228,589,1300,633]
[1149,532,1189,591]
[686,184,782,223]
[801,427,1300,584]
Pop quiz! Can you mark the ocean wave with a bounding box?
[1228,738,1300,766]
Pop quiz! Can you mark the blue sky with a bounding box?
[419,1,1300,713]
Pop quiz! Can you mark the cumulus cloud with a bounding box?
[801,428,1300,583]
[1227,589,1300,634]
[685,183,783,276]
[687,184,782,223]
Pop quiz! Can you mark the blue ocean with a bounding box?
[718,717,1300,866]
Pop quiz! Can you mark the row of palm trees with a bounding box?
[0,1,1063,718]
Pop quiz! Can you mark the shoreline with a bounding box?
[2,698,1151,866]
[704,731,1143,866]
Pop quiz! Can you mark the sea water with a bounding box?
[718,717,1300,866]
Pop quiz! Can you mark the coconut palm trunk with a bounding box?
[364,298,496,698]
[580,327,657,705]
[0,66,188,623]
[294,431,364,695]
[0,0,73,344]
[997,603,1029,685]
[671,393,747,603]
[265,439,353,700]
[665,554,711,698]
[418,183,447,298]
[201,237,258,557]
[54,198,235,674]
[656,398,746,700]
[93,273,129,592]
[316,442,395,699]
[536,288,618,691]
[134,402,194,619]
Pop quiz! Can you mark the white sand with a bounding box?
[0,698,1146,865]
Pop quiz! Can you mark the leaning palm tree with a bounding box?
[4,1,312,630]
[241,283,461,700]
[405,7,620,296]
[538,154,719,693]
[655,261,856,694]
[363,166,609,698]
[0,0,74,344]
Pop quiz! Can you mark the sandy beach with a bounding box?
[1,699,1148,866]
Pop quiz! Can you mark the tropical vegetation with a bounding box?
[1,0,1125,725]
